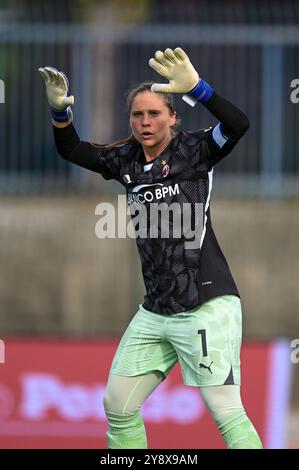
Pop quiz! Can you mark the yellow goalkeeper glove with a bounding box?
[38,66,74,122]
[149,47,214,107]
[149,47,200,94]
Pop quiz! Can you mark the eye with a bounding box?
[149,110,160,116]
[132,111,142,117]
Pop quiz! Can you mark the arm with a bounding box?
[202,92,249,140]
[53,121,118,178]
[38,66,121,180]
[149,47,249,159]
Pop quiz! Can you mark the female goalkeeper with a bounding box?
[39,48,262,449]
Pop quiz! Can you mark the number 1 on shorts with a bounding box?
[198,329,208,357]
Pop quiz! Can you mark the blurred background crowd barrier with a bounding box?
[0,0,298,448]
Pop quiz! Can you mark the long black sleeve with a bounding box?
[53,123,121,180]
[53,122,80,158]
[203,92,250,140]
[53,122,104,172]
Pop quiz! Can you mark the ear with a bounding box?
[169,111,177,127]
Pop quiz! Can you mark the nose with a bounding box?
[141,114,150,126]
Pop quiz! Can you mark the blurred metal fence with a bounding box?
[0,0,299,197]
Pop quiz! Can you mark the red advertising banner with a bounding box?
[0,339,292,449]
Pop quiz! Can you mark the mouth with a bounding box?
[141,132,153,140]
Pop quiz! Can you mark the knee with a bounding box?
[200,385,244,422]
[103,388,120,414]
[103,386,139,416]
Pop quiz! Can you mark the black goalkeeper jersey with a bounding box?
[54,92,249,315]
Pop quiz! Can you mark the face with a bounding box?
[130,91,176,152]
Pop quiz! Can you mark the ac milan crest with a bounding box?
[161,164,170,178]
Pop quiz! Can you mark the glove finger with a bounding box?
[57,71,68,92]
[44,66,60,80]
[59,70,69,88]
[44,66,60,85]
[164,48,178,64]
[151,83,172,93]
[149,58,171,79]
[38,68,50,83]
[174,47,189,62]
[62,95,74,107]
[45,65,59,73]
[45,66,64,87]
[45,66,63,84]
[154,50,173,68]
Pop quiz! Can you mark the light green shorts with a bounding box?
[110,295,242,387]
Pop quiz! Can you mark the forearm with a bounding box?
[53,122,112,175]
[53,121,80,159]
[185,80,249,139]
[203,92,250,140]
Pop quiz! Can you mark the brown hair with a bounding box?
[98,82,181,151]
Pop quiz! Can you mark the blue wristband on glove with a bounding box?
[51,106,72,122]
[182,79,214,107]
